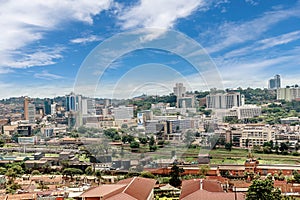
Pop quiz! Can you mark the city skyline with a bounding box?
[0,0,299,99]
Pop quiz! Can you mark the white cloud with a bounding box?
[223,30,300,59]
[257,30,300,50]
[34,70,63,80]
[70,35,103,44]
[3,47,65,68]
[0,82,73,99]
[245,0,259,6]
[0,0,112,69]
[206,4,300,53]
[118,0,207,30]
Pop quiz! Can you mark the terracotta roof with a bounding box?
[80,184,127,198]
[182,189,245,200]
[181,179,245,200]
[5,193,37,200]
[123,177,156,200]
[106,192,137,200]
[180,179,224,199]
[181,178,224,198]
[80,177,156,200]
[117,177,134,184]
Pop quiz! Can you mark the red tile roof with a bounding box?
[123,177,156,200]
[80,184,127,198]
[182,189,245,200]
[180,179,245,200]
[80,177,156,200]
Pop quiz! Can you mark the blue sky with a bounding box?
[0,0,299,99]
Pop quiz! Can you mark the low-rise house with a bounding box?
[80,177,156,200]
[180,179,245,200]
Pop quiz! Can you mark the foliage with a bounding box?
[169,164,184,187]
[104,128,118,139]
[62,168,83,179]
[140,171,155,179]
[122,134,134,144]
[293,170,300,183]
[199,165,210,177]
[225,142,232,151]
[85,166,94,175]
[31,170,41,175]
[130,141,140,149]
[139,137,148,144]
[246,179,282,200]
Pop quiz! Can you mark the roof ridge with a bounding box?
[123,177,136,193]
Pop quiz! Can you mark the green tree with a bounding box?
[279,142,289,153]
[149,136,155,146]
[246,179,282,200]
[130,141,140,149]
[95,170,102,185]
[169,164,184,187]
[225,142,232,151]
[62,168,83,180]
[199,165,210,177]
[5,168,17,184]
[85,166,94,175]
[139,137,148,145]
[31,170,41,175]
[140,171,155,179]
[293,170,300,183]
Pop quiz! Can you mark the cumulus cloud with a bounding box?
[118,0,207,30]
[0,0,112,69]
[70,35,103,44]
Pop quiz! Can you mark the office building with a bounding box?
[27,103,35,123]
[44,99,53,115]
[240,124,275,148]
[51,103,57,115]
[65,93,82,112]
[113,106,134,120]
[236,105,262,119]
[277,87,300,101]
[24,96,29,120]
[206,92,244,109]
[268,74,281,90]
[177,96,195,108]
[173,83,186,98]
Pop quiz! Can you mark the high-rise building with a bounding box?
[44,99,53,115]
[268,74,281,90]
[27,103,35,123]
[66,93,82,112]
[277,86,300,101]
[206,92,243,109]
[24,96,29,120]
[24,97,35,123]
[173,83,186,98]
[65,93,83,127]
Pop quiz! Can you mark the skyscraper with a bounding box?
[24,96,29,120]
[66,92,82,112]
[173,83,186,98]
[268,74,281,90]
[23,96,35,123]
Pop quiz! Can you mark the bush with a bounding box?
[31,170,41,175]
[292,152,299,156]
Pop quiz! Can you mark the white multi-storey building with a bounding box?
[240,124,275,147]
[206,92,244,109]
[113,106,134,120]
[277,87,300,101]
